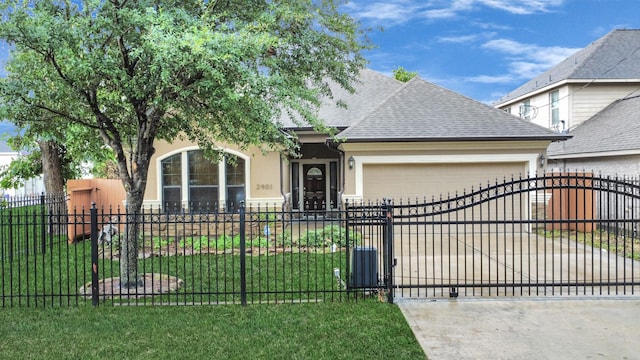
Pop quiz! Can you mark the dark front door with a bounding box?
[303,164,326,211]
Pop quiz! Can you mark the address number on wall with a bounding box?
[256,184,273,190]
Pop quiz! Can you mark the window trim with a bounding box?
[549,90,560,129]
[156,146,250,210]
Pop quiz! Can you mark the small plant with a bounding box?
[297,225,361,248]
[152,236,174,249]
[214,234,242,249]
[179,236,210,252]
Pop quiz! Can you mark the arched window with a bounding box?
[160,150,246,212]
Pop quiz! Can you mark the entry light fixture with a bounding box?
[348,156,355,170]
[539,154,546,167]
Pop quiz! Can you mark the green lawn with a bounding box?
[0,302,426,359]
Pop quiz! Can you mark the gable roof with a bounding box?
[547,95,640,158]
[280,68,403,129]
[339,77,567,142]
[494,29,640,106]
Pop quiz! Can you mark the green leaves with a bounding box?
[393,66,418,83]
[0,0,369,197]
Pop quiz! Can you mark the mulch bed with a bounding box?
[79,273,184,299]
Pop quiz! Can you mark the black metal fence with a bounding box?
[1,195,386,307]
[3,173,639,307]
[390,173,640,299]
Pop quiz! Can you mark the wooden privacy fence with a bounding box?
[546,172,595,232]
[67,179,126,243]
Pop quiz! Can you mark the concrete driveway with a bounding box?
[398,297,640,359]
[392,231,640,299]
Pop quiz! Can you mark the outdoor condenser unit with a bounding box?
[350,246,378,288]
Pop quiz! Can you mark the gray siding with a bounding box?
[548,154,640,176]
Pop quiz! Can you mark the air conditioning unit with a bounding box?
[350,246,378,288]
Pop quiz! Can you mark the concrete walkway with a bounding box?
[398,297,640,359]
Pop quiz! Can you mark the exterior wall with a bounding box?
[568,83,640,129]
[0,152,46,197]
[498,82,640,131]
[548,154,640,176]
[144,138,283,209]
[497,85,570,130]
[145,138,553,209]
[340,141,549,203]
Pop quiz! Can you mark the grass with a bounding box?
[2,233,359,306]
[0,242,357,306]
[0,302,426,359]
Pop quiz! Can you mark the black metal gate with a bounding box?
[364,173,640,300]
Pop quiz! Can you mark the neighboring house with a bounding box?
[493,29,640,175]
[143,69,567,211]
[546,95,640,175]
[0,140,46,197]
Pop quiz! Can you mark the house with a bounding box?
[143,69,567,211]
[494,29,640,133]
[0,139,45,197]
[492,29,640,175]
[546,95,640,175]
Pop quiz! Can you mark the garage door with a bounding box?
[363,162,525,202]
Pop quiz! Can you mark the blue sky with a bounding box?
[345,0,640,103]
[1,0,639,106]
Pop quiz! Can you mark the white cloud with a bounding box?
[346,0,565,25]
[437,35,479,43]
[466,38,580,85]
[344,2,424,25]
[476,0,565,15]
[465,74,515,84]
[482,38,579,72]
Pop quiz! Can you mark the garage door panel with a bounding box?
[363,162,525,202]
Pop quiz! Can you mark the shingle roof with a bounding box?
[279,68,403,128]
[494,29,640,106]
[339,77,567,142]
[547,95,640,157]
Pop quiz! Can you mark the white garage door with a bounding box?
[363,162,526,202]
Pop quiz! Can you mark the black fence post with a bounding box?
[40,193,46,254]
[383,198,394,304]
[8,210,13,263]
[90,203,99,307]
[344,200,351,293]
[239,202,247,306]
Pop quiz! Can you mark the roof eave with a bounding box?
[343,135,571,143]
[494,78,640,107]
[548,148,640,159]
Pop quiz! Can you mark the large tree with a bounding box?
[0,0,369,287]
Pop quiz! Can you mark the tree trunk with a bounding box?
[120,190,144,288]
[38,140,65,194]
[38,140,66,234]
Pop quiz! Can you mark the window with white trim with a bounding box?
[550,90,560,130]
[161,150,246,212]
[519,100,531,120]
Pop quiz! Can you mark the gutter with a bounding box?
[340,135,572,143]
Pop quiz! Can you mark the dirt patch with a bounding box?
[79,273,184,300]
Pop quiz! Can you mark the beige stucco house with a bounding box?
[143,69,567,212]
[493,29,640,175]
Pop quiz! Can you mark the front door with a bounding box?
[303,164,326,211]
